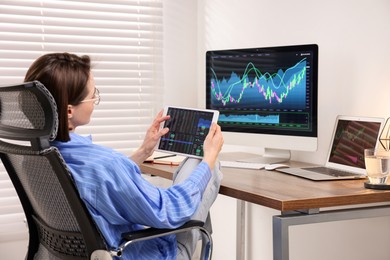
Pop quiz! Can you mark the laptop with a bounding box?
[276,115,385,181]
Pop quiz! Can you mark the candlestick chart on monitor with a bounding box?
[207,49,315,132]
[210,58,307,109]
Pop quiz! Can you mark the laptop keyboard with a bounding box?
[304,166,361,177]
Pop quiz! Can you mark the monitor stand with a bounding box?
[227,148,291,164]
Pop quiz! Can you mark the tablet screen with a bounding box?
[157,106,219,158]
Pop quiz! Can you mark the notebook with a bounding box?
[276,115,385,181]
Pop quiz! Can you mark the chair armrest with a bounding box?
[112,220,211,258]
[122,220,205,241]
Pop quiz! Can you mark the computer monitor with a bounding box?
[205,44,318,163]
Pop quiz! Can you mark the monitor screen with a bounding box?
[205,44,318,163]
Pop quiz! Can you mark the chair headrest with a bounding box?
[0,81,59,148]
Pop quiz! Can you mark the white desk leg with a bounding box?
[236,200,246,260]
[273,214,289,260]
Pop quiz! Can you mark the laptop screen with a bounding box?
[328,119,382,169]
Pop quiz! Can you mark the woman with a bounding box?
[24,52,223,259]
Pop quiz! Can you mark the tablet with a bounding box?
[156,106,219,158]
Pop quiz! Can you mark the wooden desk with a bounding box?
[140,161,390,211]
[140,162,390,260]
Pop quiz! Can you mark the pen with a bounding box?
[151,160,180,166]
[153,154,177,160]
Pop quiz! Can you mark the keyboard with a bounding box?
[220,160,266,170]
[305,166,362,177]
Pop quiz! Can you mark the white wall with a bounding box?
[163,0,390,259]
[162,0,198,107]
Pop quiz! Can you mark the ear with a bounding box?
[67,105,74,119]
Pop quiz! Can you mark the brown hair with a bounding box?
[24,52,91,142]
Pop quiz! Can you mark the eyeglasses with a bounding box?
[80,88,100,105]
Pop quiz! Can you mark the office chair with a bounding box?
[0,81,212,259]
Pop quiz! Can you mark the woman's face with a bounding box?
[68,73,97,130]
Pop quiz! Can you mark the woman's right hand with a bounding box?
[202,123,224,169]
[130,109,170,165]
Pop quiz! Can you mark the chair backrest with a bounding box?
[0,81,107,259]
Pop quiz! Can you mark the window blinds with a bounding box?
[0,0,163,241]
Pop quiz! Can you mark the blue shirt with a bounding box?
[51,132,212,259]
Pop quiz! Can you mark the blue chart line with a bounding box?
[160,137,192,145]
[210,58,307,110]
[198,118,212,129]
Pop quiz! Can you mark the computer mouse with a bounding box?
[264,164,289,171]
